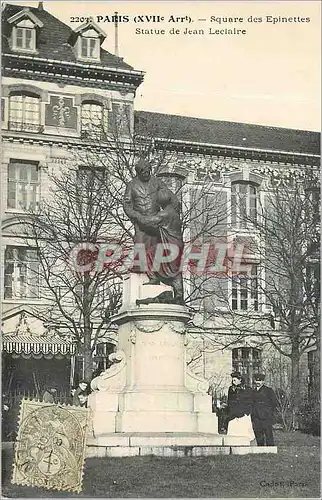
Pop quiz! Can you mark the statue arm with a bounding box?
[156,178,181,210]
[140,213,164,227]
[156,177,169,190]
[123,183,141,222]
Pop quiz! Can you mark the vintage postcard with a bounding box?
[1,0,320,498]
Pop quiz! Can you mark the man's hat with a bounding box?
[230,371,243,379]
[254,373,265,381]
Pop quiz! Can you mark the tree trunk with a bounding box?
[83,338,93,382]
[312,328,320,402]
[83,277,93,382]
[290,340,301,430]
[83,318,93,382]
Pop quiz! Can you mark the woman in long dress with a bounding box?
[227,371,255,441]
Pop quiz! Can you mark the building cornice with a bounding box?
[2,53,145,92]
[2,131,320,166]
[151,137,320,166]
[2,131,134,152]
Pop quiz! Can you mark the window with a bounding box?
[231,182,258,228]
[76,166,107,216]
[81,102,108,139]
[9,12,42,53]
[9,93,41,132]
[232,347,262,386]
[110,102,132,136]
[93,343,115,372]
[4,247,40,299]
[12,24,36,52]
[309,188,320,219]
[81,37,99,59]
[7,161,40,210]
[306,186,320,260]
[77,165,106,184]
[15,27,34,49]
[232,264,259,311]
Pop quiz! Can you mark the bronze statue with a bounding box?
[123,159,184,304]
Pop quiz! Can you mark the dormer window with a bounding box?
[81,37,99,59]
[77,29,101,61]
[12,21,37,52]
[7,8,43,54]
[69,21,106,63]
[15,26,34,50]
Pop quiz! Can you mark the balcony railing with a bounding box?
[8,122,44,133]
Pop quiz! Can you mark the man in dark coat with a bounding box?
[251,373,278,446]
[72,380,90,407]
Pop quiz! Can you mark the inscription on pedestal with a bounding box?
[151,354,181,361]
[142,339,178,348]
[131,328,185,388]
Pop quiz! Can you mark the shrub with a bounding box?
[299,399,321,436]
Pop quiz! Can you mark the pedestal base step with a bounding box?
[86,433,278,457]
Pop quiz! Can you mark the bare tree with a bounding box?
[193,167,320,426]
[255,169,319,425]
[19,162,125,381]
[15,111,228,382]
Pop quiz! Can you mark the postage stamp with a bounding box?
[12,399,89,493]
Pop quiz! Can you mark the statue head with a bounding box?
[135,159,151,182]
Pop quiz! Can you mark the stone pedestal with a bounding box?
[88,274,252,455]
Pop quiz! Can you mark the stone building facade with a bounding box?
[1,3,320,398]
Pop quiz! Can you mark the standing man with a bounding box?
[252,373,278,446]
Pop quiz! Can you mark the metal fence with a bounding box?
[2,389,73,440]
[4,389,72,407]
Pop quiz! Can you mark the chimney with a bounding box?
[38,2,44,10]
[114,11,119,57]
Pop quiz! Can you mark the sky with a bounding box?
[4,0,321,131]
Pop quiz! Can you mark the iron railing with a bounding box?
[8,121,44,133]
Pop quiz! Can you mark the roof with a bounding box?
[2,3,133,70]
[134,111,321,156]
